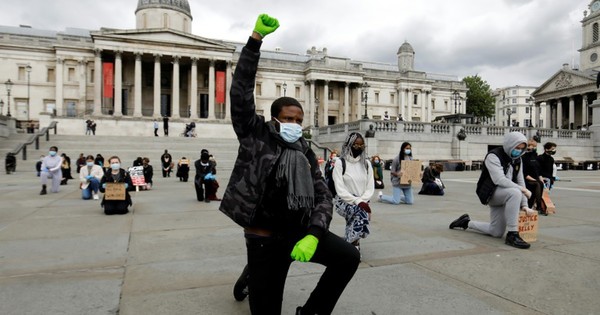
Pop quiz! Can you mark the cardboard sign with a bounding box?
[400,160,422,185]
[518,211,538,242]
[105,183,126,200]
[542,189,556,214]
[128,166,146,186]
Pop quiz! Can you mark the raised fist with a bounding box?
[254,14,280,37]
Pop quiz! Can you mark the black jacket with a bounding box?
[219,37,332,238]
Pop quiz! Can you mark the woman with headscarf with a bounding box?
[332,132,374,252]
[378,142,415,205]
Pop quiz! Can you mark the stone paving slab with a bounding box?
[1,155,599,315]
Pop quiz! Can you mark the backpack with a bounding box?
[325,158,346,196]
[476,147,520,205]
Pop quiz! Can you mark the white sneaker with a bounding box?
[378,191,383,201]
[93,194,99,200]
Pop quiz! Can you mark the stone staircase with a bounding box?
[2,134,240,177]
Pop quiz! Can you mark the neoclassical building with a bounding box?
[532,0,600,130]
[0,0,466,129]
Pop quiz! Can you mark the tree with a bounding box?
[462,75,495,123]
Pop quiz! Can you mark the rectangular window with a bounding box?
[390,93,395,104]
[512,98,517,104]
[375,92,379,103]
[295,86,301,98]
[90,69,94,83]
[47,68,55,82]
[512,107,517,113]
[512,89,517,95]
[18,66,26,81]
[525,107,530,114]
[256,83,262,96]
[413,94,418,105]
[444,100,448,110]
[432,100,435,110]
[276,85,282,97]
[68,67,75,82]
[328,89,333,100]
[525,90,529,94]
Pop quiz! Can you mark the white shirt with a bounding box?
[332,155,375,205]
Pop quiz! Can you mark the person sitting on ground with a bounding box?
[79,155,104,200]
[537,142,557,190]
[176,157,190,182]
[371,155,384,189]
[99,156,133,215]
[142,157,154,190]
[449,132,536,249]
[419,163,445,196]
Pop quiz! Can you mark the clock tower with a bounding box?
[580,0,600,71]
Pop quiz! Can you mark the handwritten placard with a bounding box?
[400,160,422,185]
[105,183,126,200]
[128,166,146,186]
[518,211,538,242]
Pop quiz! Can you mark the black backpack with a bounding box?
[325,158,346,196]
[476,147,520,205]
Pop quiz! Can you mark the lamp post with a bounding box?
[5,79,13,117]
[506,107,512,127]
[361,81,369,119]
[26,64,32,121]
[526,96,534,127]
[282,81,287,97]
[314,97,319,128]
[0,99,4,115]
[452,90,461,114]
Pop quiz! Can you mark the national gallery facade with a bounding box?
[0,0,467,128]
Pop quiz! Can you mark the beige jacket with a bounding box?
[79,164,104,189]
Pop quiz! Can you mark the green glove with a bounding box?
[254,14,280,37]
[291,234,319,262]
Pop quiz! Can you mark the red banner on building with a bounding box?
[215,71,226,104]
[103,62,114,98]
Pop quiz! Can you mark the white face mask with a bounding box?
[274,118,303,143]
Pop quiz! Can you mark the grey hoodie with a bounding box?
[485,132,527,194]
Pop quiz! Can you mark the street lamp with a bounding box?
[526,96,534,127]
[361,81,369,119]
[506,107,512,127]
[26,64,32,121]
[452,90,461,114]
[5,79,13,117]
[282,81,287,97]
[314,97,319,128]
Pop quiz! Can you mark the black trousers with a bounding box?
[194,177,214,201]
[245,231,360,315]
[525,179,543,209]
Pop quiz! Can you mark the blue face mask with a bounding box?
[275,118,303,143]
[110,163,121,170]
[511,149,523,158]
[86,161,94,167]
[49,151,57,156]
[404,149,411,155]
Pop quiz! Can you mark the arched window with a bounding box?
[593,23,599,43]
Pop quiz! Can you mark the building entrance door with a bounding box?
[161,94,171,117]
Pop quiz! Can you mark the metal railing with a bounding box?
[307,139,333,161]
[6,121,58,161]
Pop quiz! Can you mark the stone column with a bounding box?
[323,81,329,125]
[114,51,123,117]
[55,57,64,116]
[582,94,588,127]
[569,96,575,129]
[426,91,432,122]
[153,54,161,118]
[190,58,198,119]
[208,59,216,119]
[420,91,425,122]
[545,102,551,129]
[406,89,413,121]
[557,98,563,129]
[398,88,404,120]
[589,99,600,158]
[78,59,87,115]
[225,61,232,120]
[93,49,102,115]
[172,55,180,119]
[133,52,143,117]
[310,80,316,127]
[343,82,349,123]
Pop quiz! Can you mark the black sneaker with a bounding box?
[505,232,530,249]
[40,185,47,195]
[449,214,470,230]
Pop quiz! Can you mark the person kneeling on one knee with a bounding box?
[80,155,104,200]
[449,132,537,249]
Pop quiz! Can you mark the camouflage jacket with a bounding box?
[219,37,332,238]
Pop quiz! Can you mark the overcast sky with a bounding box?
[0,0,592,89]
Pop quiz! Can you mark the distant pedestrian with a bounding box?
[153,120,159,137]
[85,119,92,135]
[383,111,390,121]
[163,116,169,136]
[90,120,97,135]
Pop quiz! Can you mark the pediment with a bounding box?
[534,69,595,96]
[91,28,234,51]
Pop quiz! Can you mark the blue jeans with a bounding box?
[82,178,100,200]
[380,185,414,205]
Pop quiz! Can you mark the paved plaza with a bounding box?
[1,153,599,315]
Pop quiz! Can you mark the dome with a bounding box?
[397,41,414,54]
[136,0,192,19]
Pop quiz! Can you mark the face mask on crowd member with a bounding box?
[271,100,304,144]
[274,117,302,143]
[86,161,94,167]
[111,163,120,170]
[351,141,365,158]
